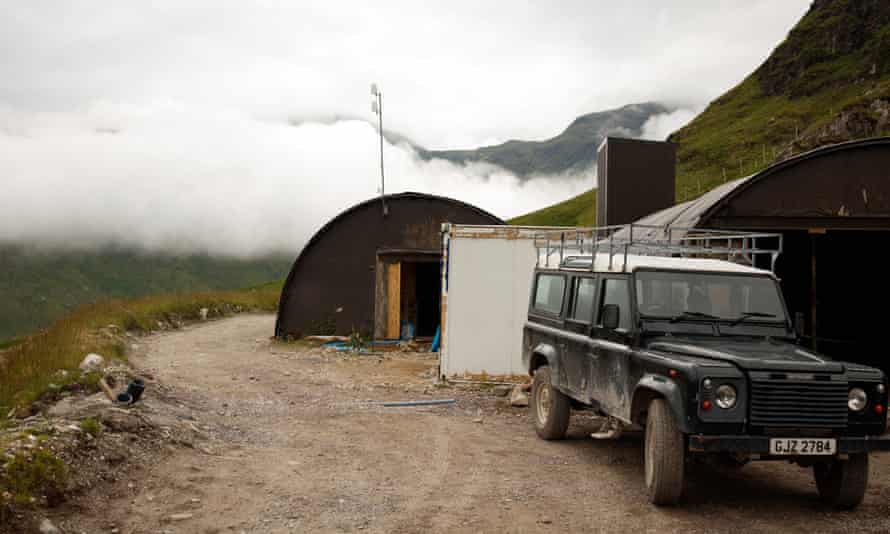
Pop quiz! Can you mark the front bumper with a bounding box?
[689,434,890,454]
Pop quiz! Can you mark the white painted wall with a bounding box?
[440,228,539,377]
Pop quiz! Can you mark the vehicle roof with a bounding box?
[548,253,774,276]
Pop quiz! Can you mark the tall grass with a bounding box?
[0,281,282,418]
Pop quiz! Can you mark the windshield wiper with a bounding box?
[669,311,719,323]
[730,311,778,326]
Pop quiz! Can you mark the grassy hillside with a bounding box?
[513,0,890,225]
[0,245,292,342]
[421,103,669,178]
[0,281,283,418]
[509,189,597,227]
[672,0,890,199]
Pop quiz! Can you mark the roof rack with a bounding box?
[533,224,783,273]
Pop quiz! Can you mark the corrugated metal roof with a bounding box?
[624,137,890,237]
[616,177,751,241]
[598,139,890,270]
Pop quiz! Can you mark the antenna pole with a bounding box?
[371,83,388,216]
[378,91,386,214]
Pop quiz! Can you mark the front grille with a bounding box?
[749,375,848,428]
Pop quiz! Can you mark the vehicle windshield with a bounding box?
[635,270,788,326]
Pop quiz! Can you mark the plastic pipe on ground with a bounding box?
[379,399,456,407]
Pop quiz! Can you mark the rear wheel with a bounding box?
[644,398,685,505]
[813,453,869,509]
[531,366,570,440]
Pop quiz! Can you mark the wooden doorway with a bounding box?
[375,250,441,340]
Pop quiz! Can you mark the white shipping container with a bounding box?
[439,224,567,378]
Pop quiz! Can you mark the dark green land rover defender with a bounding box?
[522,227,889,507]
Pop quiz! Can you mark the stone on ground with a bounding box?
[79,353,105,372]
[509,385,529,407]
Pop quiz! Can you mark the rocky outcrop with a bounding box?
[778,98,890,159]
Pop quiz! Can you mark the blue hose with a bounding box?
[430,326,441,353]
[379,398,456,407]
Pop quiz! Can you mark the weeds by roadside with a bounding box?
[79,418,101,439]
[0,280,282,419]
[0,446,68,507]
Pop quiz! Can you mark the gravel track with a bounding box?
[60,314,890,533]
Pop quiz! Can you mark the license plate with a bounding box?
[769,438,836,456]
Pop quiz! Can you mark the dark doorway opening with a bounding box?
[397,260,441,338]
[378,253,442,340]
[414,262,441,337]
[775,230,889,374]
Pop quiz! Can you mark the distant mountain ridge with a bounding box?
[512,0,890,225]
[418,102,672,178]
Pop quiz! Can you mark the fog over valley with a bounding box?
[0,1,810,257]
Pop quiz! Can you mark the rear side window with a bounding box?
[533,274,566,315]
[570,277,597,322]
[599,278,632,330]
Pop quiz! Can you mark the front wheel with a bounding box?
[644,398,685,505]
[814,453,869,509]
[531,366,570,440]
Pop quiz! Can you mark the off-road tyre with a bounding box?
[531,366,570,440]
[814,453,869,509]
[644,398,685,505]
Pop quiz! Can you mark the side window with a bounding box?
[598,278,632,330]
[570,277,597,322]
[533,274,566,316]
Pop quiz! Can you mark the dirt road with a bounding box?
[59,314,890,533]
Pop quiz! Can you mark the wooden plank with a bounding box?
[386,262,401,339]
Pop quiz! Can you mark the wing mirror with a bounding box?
[601,304,620,330]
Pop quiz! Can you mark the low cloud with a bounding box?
[639,107,700,141]
[0,104,591,257]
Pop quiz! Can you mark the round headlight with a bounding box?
[877,383,886,395]
[702,378,713,390]
[715,384,737,409]
[849,388,868,412]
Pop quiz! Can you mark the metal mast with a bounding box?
[371,83,387,216]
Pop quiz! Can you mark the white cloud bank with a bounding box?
[0,2,813,257]
[640,108,701,141]
[0,105,591,257]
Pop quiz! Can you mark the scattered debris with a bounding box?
[492,385,513,397]
[98,377,116,401]
[473,408,484,423]
[125,378,146,403]
[79,353,105,373]
[306,335,349,342]
[38,518,61,533]
[168,513,194,521]
[98,408,143,433]
[590,417,624,440]
[509,386,529,407]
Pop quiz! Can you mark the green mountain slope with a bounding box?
[0,245,291,341]
[510,189,597,227]
[512,0,890,225]
[421,102,670,178]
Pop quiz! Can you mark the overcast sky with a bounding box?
[0,1,812,256]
